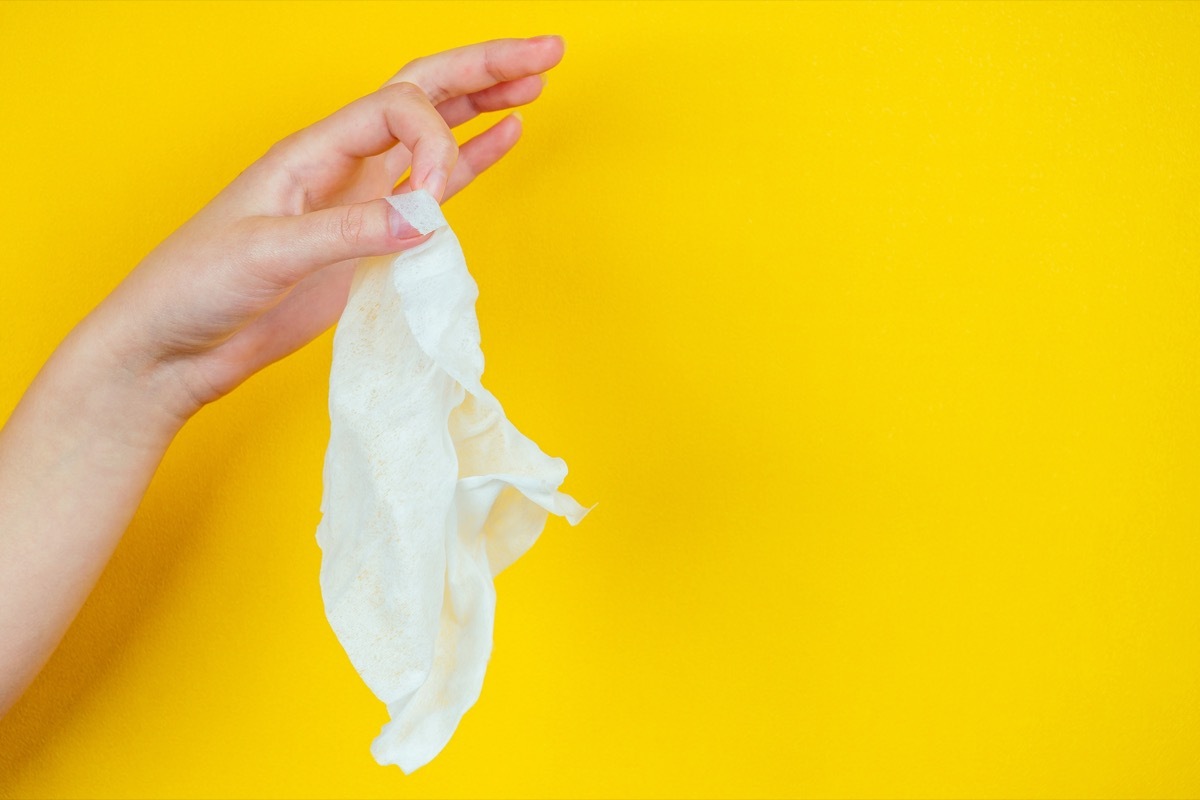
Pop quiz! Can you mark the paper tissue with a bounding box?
[315,189,591,773]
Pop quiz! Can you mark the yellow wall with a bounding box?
[2,1,1199,797]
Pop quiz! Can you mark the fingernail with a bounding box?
[539,72,548,86]
[530,34,563,46]
[511,111,524,124]
[387,201,420,239]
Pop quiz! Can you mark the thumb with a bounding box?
[248,196,432,286]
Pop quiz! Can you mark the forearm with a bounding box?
[0,314,186,715]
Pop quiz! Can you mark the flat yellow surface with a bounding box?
[2,1,1199,797]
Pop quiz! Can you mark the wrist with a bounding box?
[42,313,194,456]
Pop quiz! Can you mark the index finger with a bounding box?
[388,35,566,105]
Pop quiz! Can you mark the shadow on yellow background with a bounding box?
[1,1,1199,797]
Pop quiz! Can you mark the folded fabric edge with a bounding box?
[369,669,485,774]
[459,472,592,526]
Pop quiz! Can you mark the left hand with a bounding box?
[85,35,566,424]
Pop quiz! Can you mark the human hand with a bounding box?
[1,37,570,714]
[83,35,565,425]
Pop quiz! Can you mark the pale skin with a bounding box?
[0,35,567,717]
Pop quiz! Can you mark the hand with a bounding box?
[0,35,566,717]
[85,35,565,423]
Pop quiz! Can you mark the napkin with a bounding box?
[315,189,591,773]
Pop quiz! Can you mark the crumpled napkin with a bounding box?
[315,189,591,773]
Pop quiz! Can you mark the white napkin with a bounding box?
[315,189,591,773]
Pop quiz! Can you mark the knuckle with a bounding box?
[482,41,505,82]
[263,132,297,162]
[257,136,305,191]
[383,80,428,102]
[438,127,459,151]
[336,204,370,248]
[237,216,293,287]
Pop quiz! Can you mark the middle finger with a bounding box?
[386,36,565,104]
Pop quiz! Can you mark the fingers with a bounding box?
[236,37,566,290]
[393,113,524,201]
[442,113,525,199]
[258,37,563,207]
[270,81,457,200]
[389,35,565,105]
[252,111,525,290]
[244,197,431,288]
[437,73,547,128]
[379,71,546,191]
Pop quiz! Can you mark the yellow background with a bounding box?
[2,1,1199,797]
